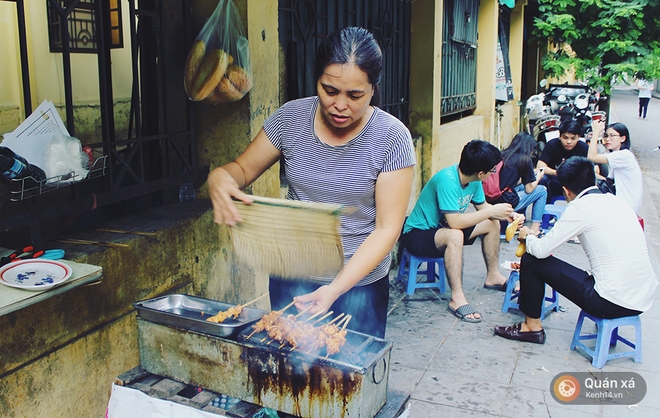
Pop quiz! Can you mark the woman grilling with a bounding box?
[207,27,415,338]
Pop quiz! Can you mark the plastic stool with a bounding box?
[570,310,642,368]
[541,204,566,231]
[549,195,566,204]
[396,248,446,295]
[501,270,560,318]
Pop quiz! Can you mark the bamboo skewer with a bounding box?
[340,315,352,330]
[208,292,270,324]
[242,292,270,308]
[247,299,296,340]
[311,311,333,325]
[289,311,338,353]
[327,313,345,325]
[268,306,312,346]
[325,315,351,359]
[58,239,129,248]
[294,305,313,318]
[278,300,297,313]
[255,309,351,354]
[96,228,158,237]
[305,309,328,322]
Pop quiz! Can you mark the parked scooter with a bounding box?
[524,81,607,158]
[524,81,561,157]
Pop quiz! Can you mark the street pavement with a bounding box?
[384,87,660,417]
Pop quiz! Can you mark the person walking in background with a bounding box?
[207,27,416,338]
[588,120,643,215]
[488,132,547,234]
[637,76,653,120]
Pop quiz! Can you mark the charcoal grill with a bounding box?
[134,294,392,418]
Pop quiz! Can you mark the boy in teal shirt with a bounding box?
[402,140,515,322]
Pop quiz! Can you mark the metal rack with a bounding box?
[2,0,205,246]
[2,155,107,202]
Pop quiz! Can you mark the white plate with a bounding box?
[0,259,72,291]
[501,261,520,271]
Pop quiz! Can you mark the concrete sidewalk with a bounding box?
[383,89,660,417]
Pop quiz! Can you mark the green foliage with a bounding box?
[533,0,660,93]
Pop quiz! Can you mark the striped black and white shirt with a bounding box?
[263,96,416,285]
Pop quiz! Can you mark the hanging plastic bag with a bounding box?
[184,0,253,104]
[43,119,89,184]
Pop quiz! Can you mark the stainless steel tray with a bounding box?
[133,294,267,338]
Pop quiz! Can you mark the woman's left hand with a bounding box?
[293,285,341,316]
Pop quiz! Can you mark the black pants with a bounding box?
[639,97,650,118]
[269,274,390,338]
[518,253,641,320]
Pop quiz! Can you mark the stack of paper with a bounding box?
[1,100,88,182]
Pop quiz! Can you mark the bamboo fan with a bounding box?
[230,195,349,278]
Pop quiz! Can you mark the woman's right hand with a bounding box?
[591,119,605,141]
[535,167,544,181]
[207,166,253,226]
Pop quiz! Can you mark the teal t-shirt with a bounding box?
[403,164,485,233]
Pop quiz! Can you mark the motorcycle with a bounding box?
[524,82,607,158]
[524,82,561,157]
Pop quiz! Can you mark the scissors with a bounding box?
[37,249,65,260]
[0,247,65,266]
[0,245,35,266]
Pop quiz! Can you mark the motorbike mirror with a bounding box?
[575,95,589,109]
[539,79,548,88]
[596,86,604,93]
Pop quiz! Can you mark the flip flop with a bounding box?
[448,304,482,323]
[484,281,508,292]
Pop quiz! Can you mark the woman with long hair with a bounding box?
[588,121,643,215]
[496,132,547,233]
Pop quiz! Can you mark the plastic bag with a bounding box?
[253,407,280,418]
[184,0,253,104]
[43,126,89,184]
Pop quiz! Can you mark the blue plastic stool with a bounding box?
[570,310,642,368]
[549,195,566,204]
[396,248,446,295]
[501,270,560,318]
[541,204,566,231]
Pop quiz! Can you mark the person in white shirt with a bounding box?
[588,120,643,215]
[494,157,657,344]
[637,78,653,120]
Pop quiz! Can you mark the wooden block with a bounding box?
[114,366,148,386]
[188,390,218,409]
[150,378,187,398]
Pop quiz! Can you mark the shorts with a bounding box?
[400,225,477,258]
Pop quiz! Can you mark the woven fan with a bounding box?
[229,195,349,278]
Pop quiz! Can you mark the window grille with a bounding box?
[441,0,479,117]
[47,0,123,53]
[278,0,411,125]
